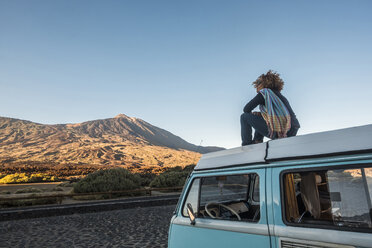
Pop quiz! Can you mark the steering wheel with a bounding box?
[205,202,241,221]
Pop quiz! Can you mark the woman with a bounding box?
[240,70,300,146]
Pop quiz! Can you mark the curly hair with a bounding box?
[252,70,284,92]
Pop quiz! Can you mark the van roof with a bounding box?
[194,124,372,171]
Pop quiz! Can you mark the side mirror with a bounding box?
[187,203,196,225]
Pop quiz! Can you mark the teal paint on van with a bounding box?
[169,223,270,248]
[169,168,270,248]
[269,155,372,248]
[168,125,372,248]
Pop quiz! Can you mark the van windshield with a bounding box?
[200,175,249,206]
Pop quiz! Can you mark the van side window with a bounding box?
[283,166,372,232]
[182,178,200,217]
[198,174,260,222]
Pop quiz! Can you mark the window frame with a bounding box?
[181,177,201,218]
[280,163,372,234]
[251,174,260,203]
[182,172,260,222]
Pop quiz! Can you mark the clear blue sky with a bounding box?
[1,0,372,148]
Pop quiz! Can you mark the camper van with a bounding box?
[168,125,372,248]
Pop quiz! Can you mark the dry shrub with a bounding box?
[73,168,141,194]
[149,165,195,188]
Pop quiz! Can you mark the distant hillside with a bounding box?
[0,115,224,176]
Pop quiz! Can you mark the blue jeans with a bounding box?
[240,113,298,146]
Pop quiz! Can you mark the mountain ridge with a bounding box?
[0,115,224,175]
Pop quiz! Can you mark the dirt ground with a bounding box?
[0,182,75,207]
[0,182,180,208]
[0,182,69,194]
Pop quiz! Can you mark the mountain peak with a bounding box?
[114,114,129,119]
[114,114,137,123]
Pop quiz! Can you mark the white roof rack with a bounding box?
[194,124,372,171]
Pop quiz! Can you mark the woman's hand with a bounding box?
[252,111,261,116]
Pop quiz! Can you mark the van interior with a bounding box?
[284,168,372,230]
[196,174,260,222]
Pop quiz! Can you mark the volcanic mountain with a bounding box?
[0,114,224,176]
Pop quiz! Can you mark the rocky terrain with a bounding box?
[0,114,224,176]
[0,204,176,247]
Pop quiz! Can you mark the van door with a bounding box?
[271,162,372,248]
[168,168,271,248]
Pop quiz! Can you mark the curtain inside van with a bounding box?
[284,174,300,221]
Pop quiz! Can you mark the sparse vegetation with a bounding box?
[136,172,156,187]
[72,166,195,195]
[51,187,64,192]
[0,194,59,208]
[149,171,188,188]
[0,173,58,184]
[149,165,194,188]
[0,165,196,207]
[73,168,141,194]
[15,187,43,194]
[58,181,75,187]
